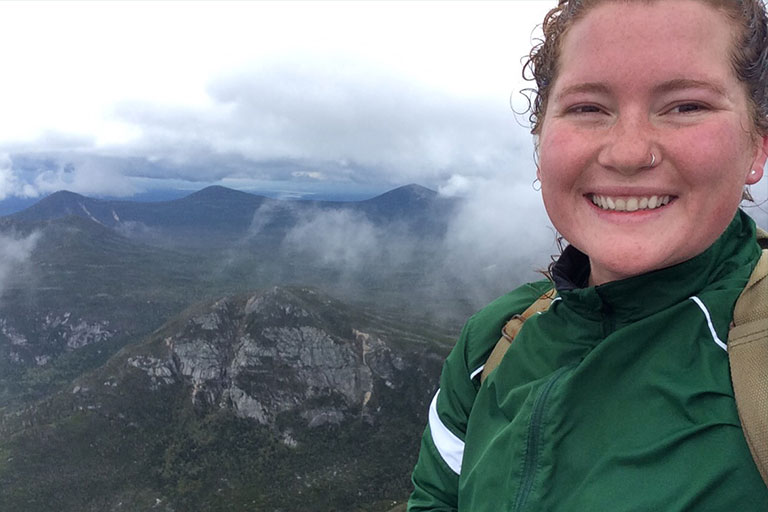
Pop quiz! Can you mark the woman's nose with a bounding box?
[597,115,657,174]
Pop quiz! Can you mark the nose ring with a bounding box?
[648,152,657,168]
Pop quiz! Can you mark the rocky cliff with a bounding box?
[123,287,445,429]
[0,286,452,511]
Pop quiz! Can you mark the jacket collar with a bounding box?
[551,210,760,324]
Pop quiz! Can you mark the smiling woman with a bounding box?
[408,0,768,510]
[536,0,767,285]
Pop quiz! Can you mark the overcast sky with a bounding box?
[0,0,555,200]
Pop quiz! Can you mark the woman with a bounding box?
[408,0,768,510]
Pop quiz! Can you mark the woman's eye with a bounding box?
[568,105,603,114]
[670,103,706,114]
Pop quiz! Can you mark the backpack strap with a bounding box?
[479,288,556,383]
[728,227,768,486]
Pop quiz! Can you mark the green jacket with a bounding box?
[408,210,768,511]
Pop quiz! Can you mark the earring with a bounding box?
[532,177,542,191]
[751,169,758,176]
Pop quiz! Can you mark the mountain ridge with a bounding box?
[9,183,443,222]
[5,184,457,246]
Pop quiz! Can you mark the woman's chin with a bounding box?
[585,246,681,286]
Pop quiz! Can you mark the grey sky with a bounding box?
[0,0,551,200]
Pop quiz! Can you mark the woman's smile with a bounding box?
[587,193,673,212]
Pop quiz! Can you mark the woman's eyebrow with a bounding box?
[652,78,728,97]
[554,82,610,102]
[555,79,728,102]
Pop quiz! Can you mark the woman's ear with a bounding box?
[747,134,768,184]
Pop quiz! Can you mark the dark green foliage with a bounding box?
[0,377,431,511]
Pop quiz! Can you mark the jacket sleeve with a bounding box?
[407,318,481,511]
[407,281,553,511]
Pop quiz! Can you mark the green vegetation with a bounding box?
[0,191,472,510]
[0,380,428,511]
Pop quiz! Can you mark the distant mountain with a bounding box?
[0,286,450,511]
[9,187,271,235]
[6,184,458,246]
[360,183,437,210]
[352,184,455,233]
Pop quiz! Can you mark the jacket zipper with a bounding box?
[597,291,616,337]
[512,364,574,512]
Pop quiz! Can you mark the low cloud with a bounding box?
[281,207,419,276]
[283,210,382,272]
[1,152,141,199]
[0,230,41,298]
[437,176,556,305]
[30,157,139,197]
[274,176,556,313]
[0,154,39,200]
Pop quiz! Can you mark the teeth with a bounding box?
[590,194,671,211]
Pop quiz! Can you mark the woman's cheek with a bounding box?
[666,122,754,183]
[538,128,579,178]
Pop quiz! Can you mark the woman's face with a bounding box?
[537,0,768,285]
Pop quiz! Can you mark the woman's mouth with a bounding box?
[588,194,673,212]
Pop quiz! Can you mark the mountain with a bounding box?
[8,187,275,244]
[0,183,474,411]
[0,184,497,510]
[8,185,458,246]
[358,184,437,214]
[0,286,451,511]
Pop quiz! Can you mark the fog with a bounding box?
[0,231,41,299]
[262,176,556,316]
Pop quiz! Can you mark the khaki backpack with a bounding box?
[480,228,768,486]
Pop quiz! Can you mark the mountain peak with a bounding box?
[10,190,100,223]
[46,189,87,199]
[373,184,436,201]
[360,184,438,210]
[183,185,258,202]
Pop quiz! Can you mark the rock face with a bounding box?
[126,287,443,427]
[0,313,113,366]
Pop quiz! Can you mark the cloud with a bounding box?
[282,209,394,272]
[0,154,38,200]
[31,157,139,197]
[0,230,41,299]
[433,175,556,305]
[273,175,556,313]
[0,54,536,200]
[1,152,141,199]
[95,58,531,189]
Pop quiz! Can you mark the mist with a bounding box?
[254,176,556,319]
[0,230,41,299]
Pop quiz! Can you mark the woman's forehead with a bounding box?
[553,0,738,92]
